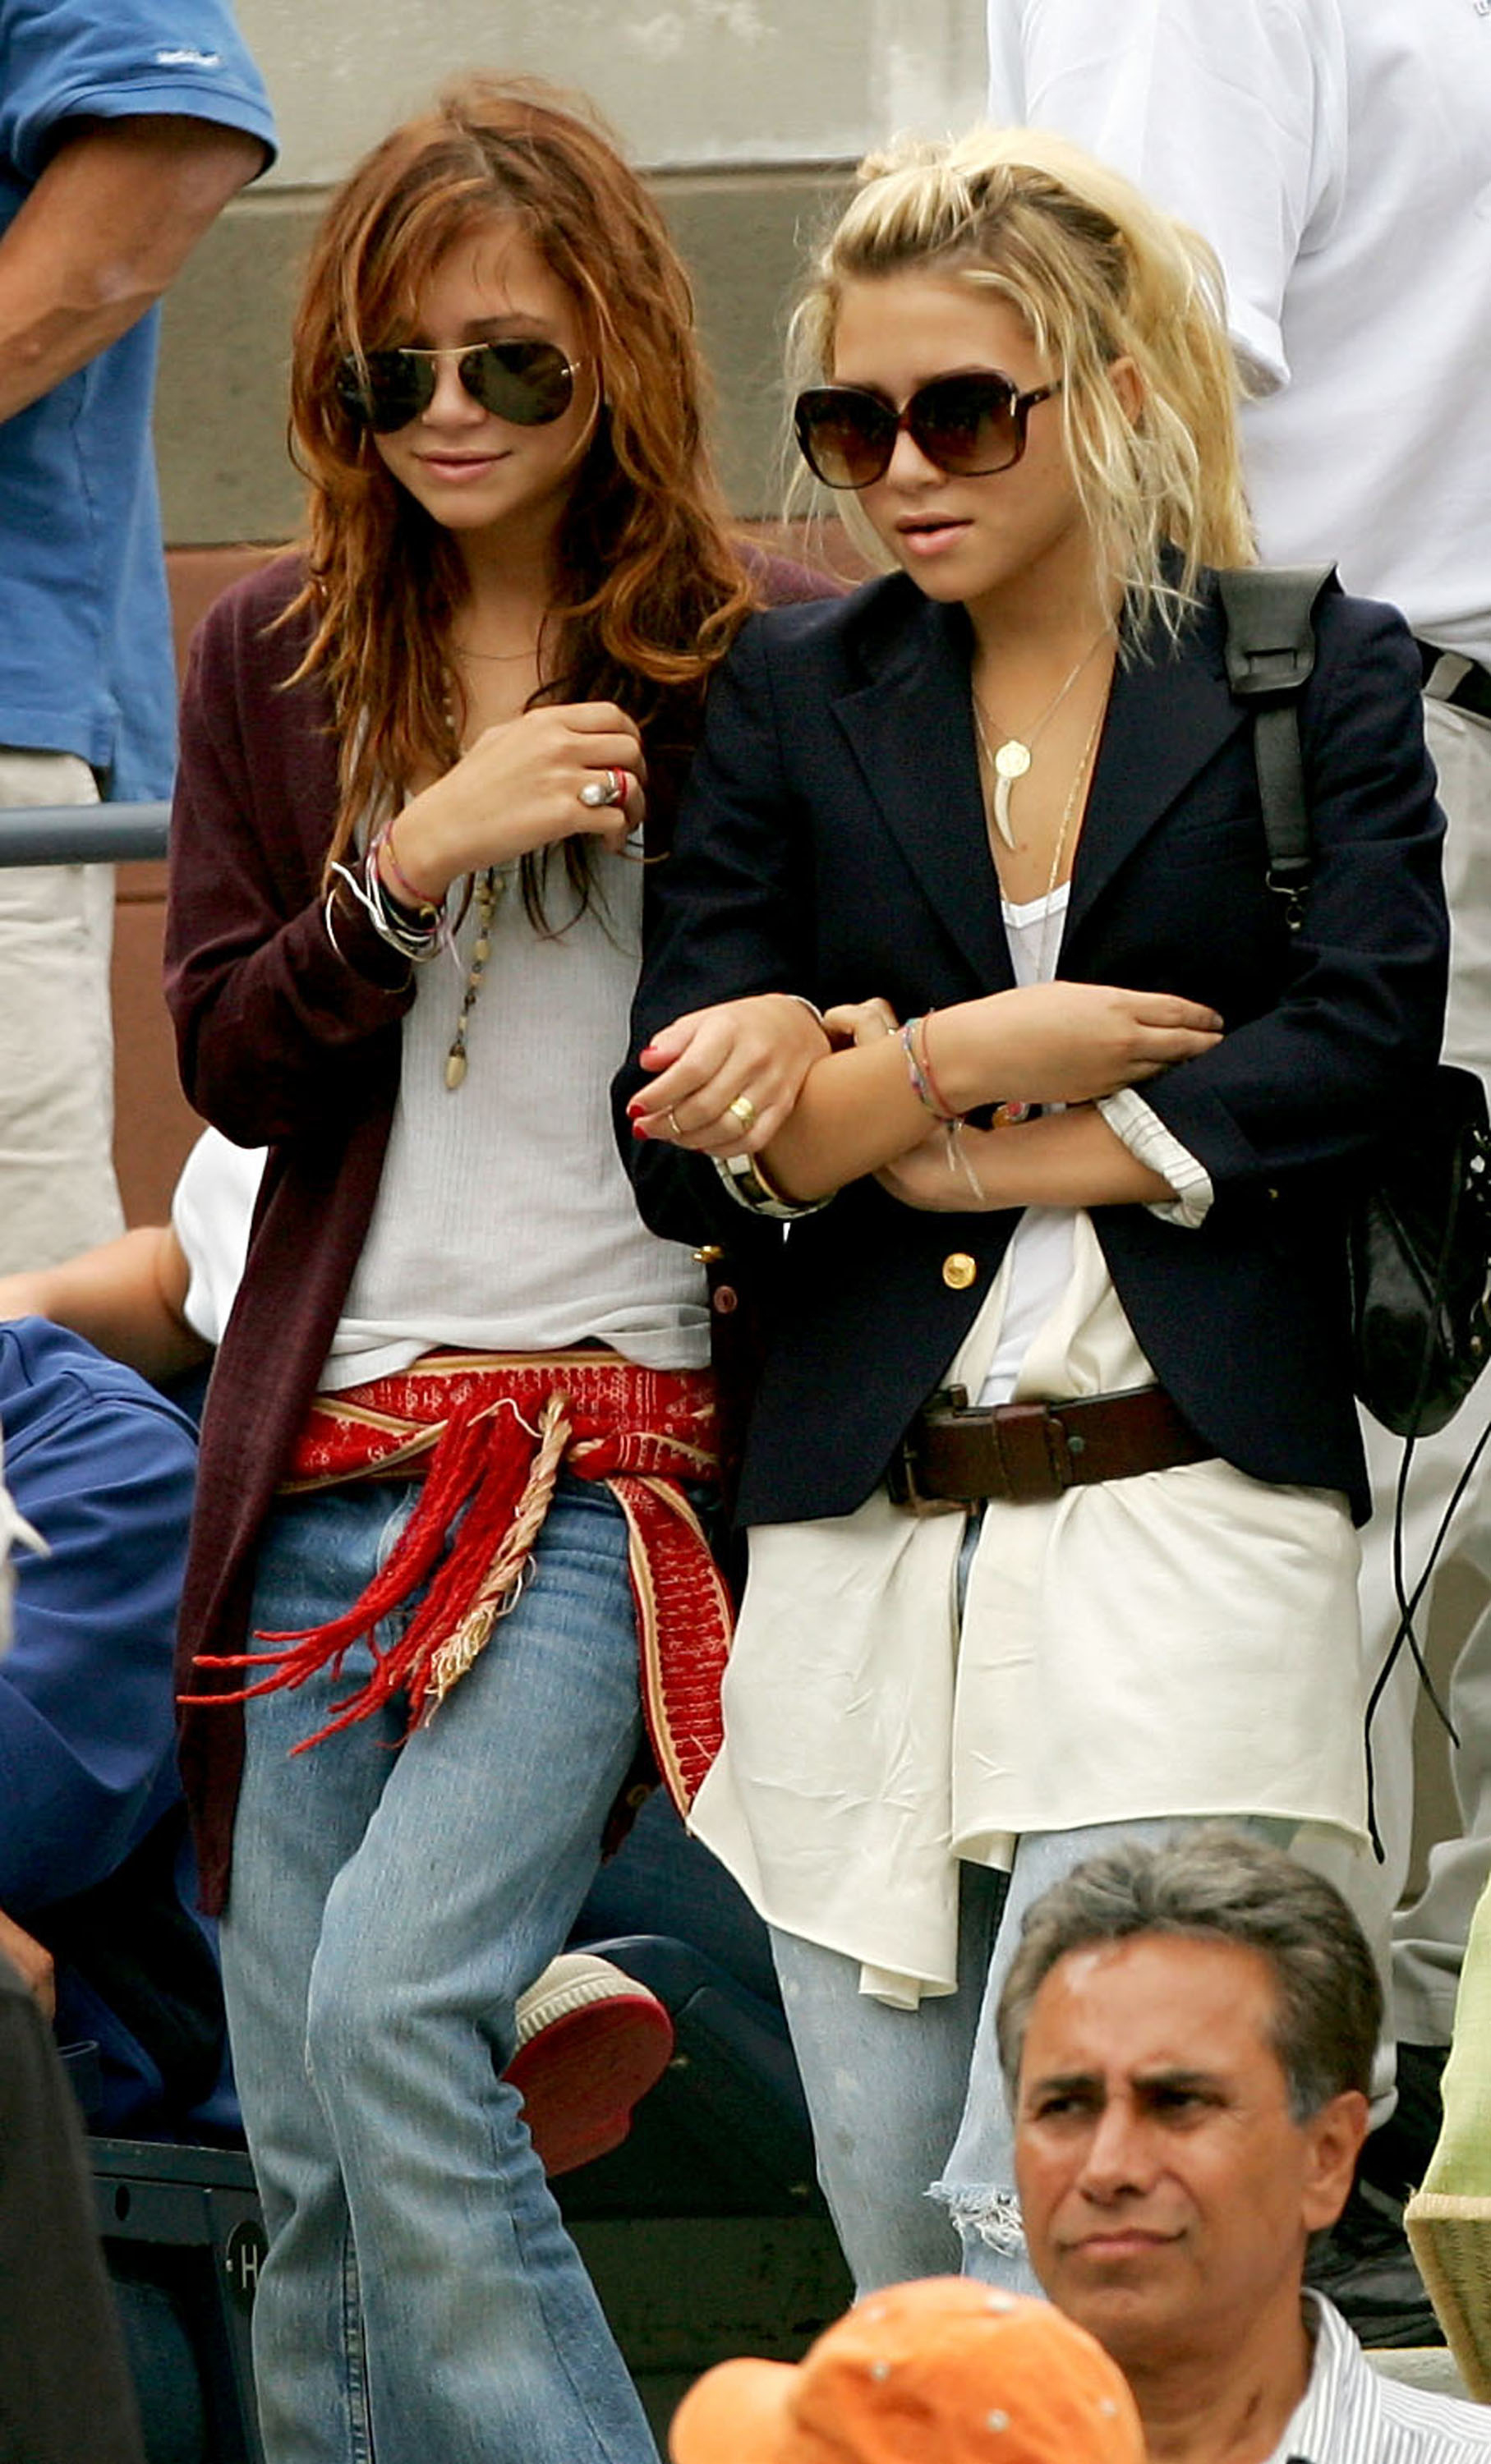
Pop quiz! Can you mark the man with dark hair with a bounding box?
[1002,1834,1491,2464]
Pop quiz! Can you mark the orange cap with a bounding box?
[669,2280,1144,2464]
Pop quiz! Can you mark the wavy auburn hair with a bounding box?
[287,76,755,905]
[787,126,1254,632]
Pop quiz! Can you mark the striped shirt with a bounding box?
[1272,2297,1491,2464]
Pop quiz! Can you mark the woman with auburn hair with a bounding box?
[622,128,1447,2292]
[164,76,826,2464]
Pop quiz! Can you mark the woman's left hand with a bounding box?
[629,995,830,1155]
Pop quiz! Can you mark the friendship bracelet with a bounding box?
[900,1016,961,1124]
[914,1011,959,1123]
[371,815,445,925]
[362,842,451,960]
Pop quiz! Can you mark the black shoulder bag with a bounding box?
[1217,563,1491,1441]
[1218,566,1491,1843]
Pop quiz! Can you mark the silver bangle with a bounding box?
[322,882,348,964]
[323,873,414,984]
[330,853,444,962]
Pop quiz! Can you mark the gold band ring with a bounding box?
[727,1092,757,1133]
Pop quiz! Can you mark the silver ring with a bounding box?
[727,1092,757,1133]
[578,768,625,811]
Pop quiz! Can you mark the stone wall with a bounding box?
[155,1,987,542]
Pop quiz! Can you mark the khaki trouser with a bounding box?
[0,749,123,1272]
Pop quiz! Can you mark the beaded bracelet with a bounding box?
[923,1012,1041,1130]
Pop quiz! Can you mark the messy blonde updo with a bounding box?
[787,126,1254,629]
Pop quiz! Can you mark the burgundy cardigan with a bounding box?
[166,549,834,1912]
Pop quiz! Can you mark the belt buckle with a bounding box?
[888,1386,969,1517]
[992,1402,1073,1503]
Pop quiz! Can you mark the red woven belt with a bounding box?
[184,1350,732,1815]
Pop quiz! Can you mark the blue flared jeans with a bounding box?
[219,1473,657,2464]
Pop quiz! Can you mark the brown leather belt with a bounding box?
[887,1383,1214,1513]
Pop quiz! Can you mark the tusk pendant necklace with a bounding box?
[972,626,1112,849]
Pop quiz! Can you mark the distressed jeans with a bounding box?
[220,1474,657,2464]
[773,1811,1294,2296]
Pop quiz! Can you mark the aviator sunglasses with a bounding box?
[793,370,1062,490]
[335,338,582,435]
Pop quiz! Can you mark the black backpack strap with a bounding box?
[1215,563,1338,923]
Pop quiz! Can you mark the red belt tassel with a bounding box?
[183,1353,733,1813]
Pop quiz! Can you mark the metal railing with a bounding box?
[0,803,169,867]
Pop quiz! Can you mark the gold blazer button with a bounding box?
[942,1252,978,1290]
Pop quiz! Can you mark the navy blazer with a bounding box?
[619,570,1447,1528]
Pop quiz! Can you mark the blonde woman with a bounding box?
[623,131,1447,2292]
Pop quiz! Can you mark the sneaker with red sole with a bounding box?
[504,1952,674,2178]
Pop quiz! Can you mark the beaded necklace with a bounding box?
[444,864,501,1090]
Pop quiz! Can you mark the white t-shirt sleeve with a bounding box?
[170,1128,265,1347]
[985,0,1347,393]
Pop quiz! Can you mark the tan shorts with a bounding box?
[0,749,122,1271]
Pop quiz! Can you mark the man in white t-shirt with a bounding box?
[986,0,1491,2334]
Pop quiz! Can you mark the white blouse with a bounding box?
[688,885,1366,2007]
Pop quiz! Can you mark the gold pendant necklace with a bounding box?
[1026,696,1107,987]
[1045,700,1105,898]
[973,626,1112,850]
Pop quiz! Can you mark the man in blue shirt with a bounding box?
[0,1,274,1274]
[0,1380,155,2464]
